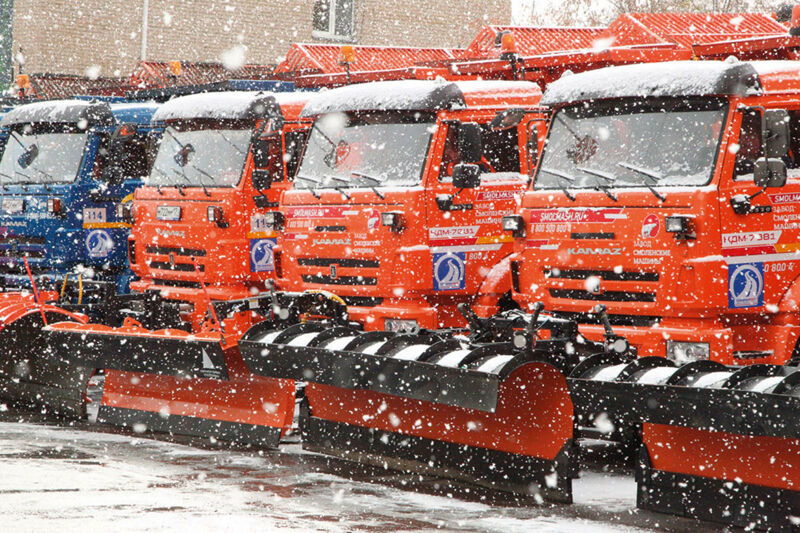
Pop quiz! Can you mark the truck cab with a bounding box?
[0,99,157,294]
[274,79,543,331]
[509,60,800,365]
[128,91,310,330]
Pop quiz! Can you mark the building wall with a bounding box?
[10,0,511,78]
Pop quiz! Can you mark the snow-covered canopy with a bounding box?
[541,60,763,106]
[152,91,301,122]
[1,99,115,127]
[301,80,467,117]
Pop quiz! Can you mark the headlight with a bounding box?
[665,340,709,365]
[502,215,525,238]
[384,318,419,333]
[381,211,405,233]
[665,216,690,234]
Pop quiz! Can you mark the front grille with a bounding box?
[150,278,203,289]
[342,296,383,307]
[545,269,659,282]
[145,245,207,257]
[549,288,655,303]
[149,261,204,272]
[302,274,378,286]
[298,257,380,268]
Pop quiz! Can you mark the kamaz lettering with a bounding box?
[567,247,622,255]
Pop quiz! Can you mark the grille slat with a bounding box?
[149,261,204,272]
[549,288,655,303]
[298,258,380,268]
[145,245,207,257]
[302,274,377,286]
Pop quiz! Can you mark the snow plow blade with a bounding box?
[240,317,586,502]
[45,320,295,447]
[0,293,88,416]
[573,357,800,529]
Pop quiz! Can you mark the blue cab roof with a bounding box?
[109,102,160,125]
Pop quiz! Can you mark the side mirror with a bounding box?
[251,137,275,168]
[18,144,38,168]
[763,109,790,159]
[112,123,138,141]
[754,158,787,188]
[457,122,483,164]
[490,108,526,131]
[452,163,481,189]
[252,169,273,190]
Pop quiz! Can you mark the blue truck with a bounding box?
[0,99,159,299]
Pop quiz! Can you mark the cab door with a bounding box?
[718,105,800,357]
[425,118,530,299]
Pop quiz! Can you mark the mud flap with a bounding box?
[0,299,87,417]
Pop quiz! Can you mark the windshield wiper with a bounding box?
[618,162,666,202]
[539,167,576,201]
[322,175,352,199]
[30,167,56,191]
[349,171,386,199]
[577,166,617,202]
[218,131,245,155]
[185,164,214,197]
[169,168,189,196]
[295,174,321,199]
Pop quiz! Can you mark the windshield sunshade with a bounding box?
[535,98,728,190]
[0,131,88,185]
[296,111,434,189]
[148,126,251,188]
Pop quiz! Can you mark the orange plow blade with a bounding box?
[239,319,586,501]
[45,320,295,447]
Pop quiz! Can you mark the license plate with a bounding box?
[157,205,181,221]
[2,198,24,214]
[83,207,106,223]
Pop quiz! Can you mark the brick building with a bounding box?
[1,0,511,85]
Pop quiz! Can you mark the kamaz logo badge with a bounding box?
[567,247,622,255]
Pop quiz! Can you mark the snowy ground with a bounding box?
[0,408,719,532]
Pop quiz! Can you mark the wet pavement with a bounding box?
[0,405,724,533]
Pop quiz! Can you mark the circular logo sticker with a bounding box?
[85,229,114,258]
[250,239,275,272]
[433,252,465,291]
[641,214,660,239]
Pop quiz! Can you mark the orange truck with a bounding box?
[273,79,545,331]
[45,90,312,444]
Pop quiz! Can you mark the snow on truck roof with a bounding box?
[301,79,541,117]
[541,60,765,106]
[1,99,117,127]
[152,91,309,123]
[541,60,800,107]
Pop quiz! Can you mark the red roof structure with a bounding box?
[129,61,275,90]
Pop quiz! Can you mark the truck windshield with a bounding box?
[0,131,88,184]
[296,111,435,189]
[535,98,728,190]
[148,126,251,188]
